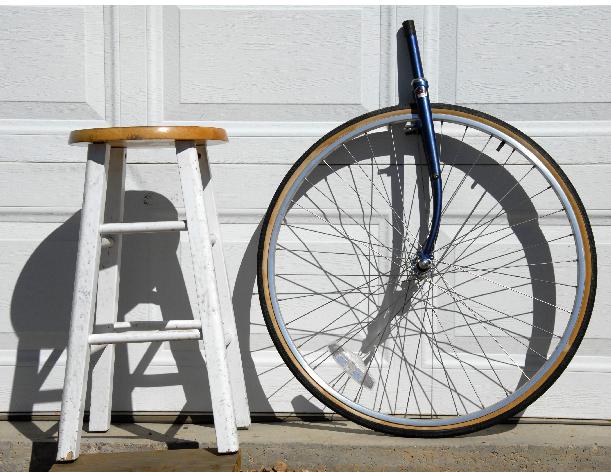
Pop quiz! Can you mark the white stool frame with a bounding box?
[57,141,250,461]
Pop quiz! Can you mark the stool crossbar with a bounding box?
[57,127,250,462]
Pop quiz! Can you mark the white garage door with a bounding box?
[0,5,609,419]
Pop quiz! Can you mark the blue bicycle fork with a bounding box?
[403,20,442,271]
[332,20,446,369]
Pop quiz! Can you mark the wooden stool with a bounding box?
[57,127,250,462]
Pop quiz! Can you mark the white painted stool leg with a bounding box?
[89,148,126,432]
[197,144,251,429]
[176,141,239,453]
[57,143,110,462]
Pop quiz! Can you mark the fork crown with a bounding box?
[404,21,443,269]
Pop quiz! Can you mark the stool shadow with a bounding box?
[111,190,212,419]
[8,190,272,468]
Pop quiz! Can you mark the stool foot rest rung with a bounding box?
[99,221,217,245]
[89,319,235,350]
[89,328,201,345]
[99,220,187,234]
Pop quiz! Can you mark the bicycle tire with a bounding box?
[258,103,596,437]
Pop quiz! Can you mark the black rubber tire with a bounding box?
[257,103,597,437]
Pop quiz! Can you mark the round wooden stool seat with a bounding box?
[69,126,228,148]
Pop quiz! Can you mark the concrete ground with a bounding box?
[0,420,610,471]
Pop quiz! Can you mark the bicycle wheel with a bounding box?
[257,103,596,436]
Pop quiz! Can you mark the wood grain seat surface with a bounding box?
[69,126,228,148]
